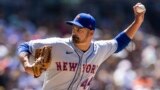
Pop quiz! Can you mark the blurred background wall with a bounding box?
[0,0,160,90]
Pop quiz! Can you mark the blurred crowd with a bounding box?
[0,0,160,90]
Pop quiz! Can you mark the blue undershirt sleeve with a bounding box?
[17,42,31,54]
[114,32,131,53]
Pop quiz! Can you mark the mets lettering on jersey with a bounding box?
[55,62,97,73]
[28,37,117,90]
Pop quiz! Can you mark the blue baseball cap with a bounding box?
[66,13,96,30]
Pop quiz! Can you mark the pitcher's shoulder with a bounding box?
[93,39,117,45]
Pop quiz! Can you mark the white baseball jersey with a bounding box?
[28,37,117,90]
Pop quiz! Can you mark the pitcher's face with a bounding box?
[71,26,93,44]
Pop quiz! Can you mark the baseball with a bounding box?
[136,4,145,13]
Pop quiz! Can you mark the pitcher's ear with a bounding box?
[90,30,94,36]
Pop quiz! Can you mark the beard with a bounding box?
[72,35,80,44]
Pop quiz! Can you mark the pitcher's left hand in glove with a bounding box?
[32,46,52,78]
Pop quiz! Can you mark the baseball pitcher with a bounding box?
[18,3,146,90]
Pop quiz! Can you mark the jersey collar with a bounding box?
[69,37,94,56]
